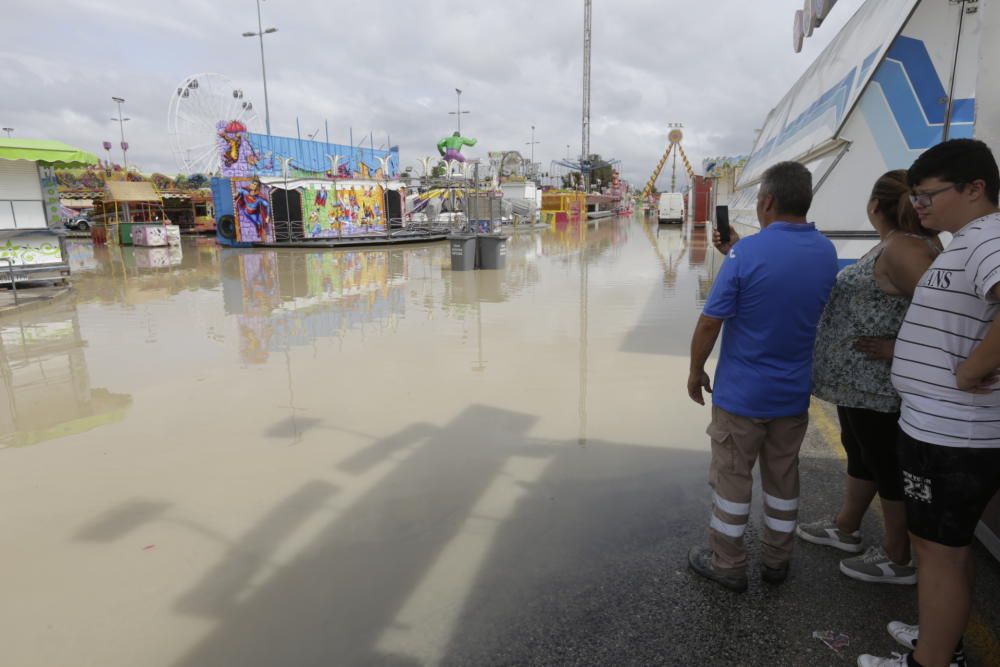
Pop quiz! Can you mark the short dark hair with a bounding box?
[907,138,1000,205]
[760,161,812,217]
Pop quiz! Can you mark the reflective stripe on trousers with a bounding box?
[706,405,808,571]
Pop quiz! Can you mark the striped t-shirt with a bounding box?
[892,213,1000,448]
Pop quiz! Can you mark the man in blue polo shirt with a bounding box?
[686,161,837,592]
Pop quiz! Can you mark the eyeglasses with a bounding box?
[909,183,961,208]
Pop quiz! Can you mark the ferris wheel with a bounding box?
[167,73,260,175]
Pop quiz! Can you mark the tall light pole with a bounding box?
[581,0,592,191]
[449,88,470,134]
[111,97,129,171]
[525,125,540,164]
[1,128,12,138]
[242,0,277,137]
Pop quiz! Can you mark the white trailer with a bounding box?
[730,0,984,267]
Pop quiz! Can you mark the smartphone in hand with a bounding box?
[715,205,731,245]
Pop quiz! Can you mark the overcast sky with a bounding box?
[1,0,866,186]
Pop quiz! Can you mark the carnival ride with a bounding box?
[641,128,695,201]
[168,73,260,175]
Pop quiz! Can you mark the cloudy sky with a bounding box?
[1,0,865,186]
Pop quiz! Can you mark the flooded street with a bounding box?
[6,218,996,666]
[0,216,728,666]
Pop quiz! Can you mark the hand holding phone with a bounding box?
[715,205,731,245]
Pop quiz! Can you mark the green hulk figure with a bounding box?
[437,132,477,163]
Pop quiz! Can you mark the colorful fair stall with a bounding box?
[101,181,171,247]
[0,139,97,284]
[211,120,405,247]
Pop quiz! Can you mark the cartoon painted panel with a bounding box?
[232,177,273,243]
[40,167,61,227]
[302,185,386,238]
[0,233,63,266]
[217,120,261,179]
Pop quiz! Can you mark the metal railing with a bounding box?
[0,258,18,304]
[265,217,457,244]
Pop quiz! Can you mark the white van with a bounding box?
[657,193,684,224]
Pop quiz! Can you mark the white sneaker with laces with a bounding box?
[884,621,967,666]
[857,653,907,667]
[888,621,918,649]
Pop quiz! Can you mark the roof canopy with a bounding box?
[104,181,161,203]
[738,0,919,186]
[0,138,99,167]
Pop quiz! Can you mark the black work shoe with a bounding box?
[687,546,748,592]
[761,562,789,585]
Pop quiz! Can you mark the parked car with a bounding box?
[63,216,91,232]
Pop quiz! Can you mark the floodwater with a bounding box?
[0,215,726,666]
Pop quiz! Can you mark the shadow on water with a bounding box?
[59,401,924,667]
[74,499,172,542]
[154,403,705,667]
[175,480,339,617]
[140,399,913,667]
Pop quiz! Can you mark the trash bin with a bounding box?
[118,221,135,246]
[448,234,478,271]
[477,234,509,270]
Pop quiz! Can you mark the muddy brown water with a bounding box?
[0,216,726,666]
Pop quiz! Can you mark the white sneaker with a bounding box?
[885,622,967,666]
[887,621,918,650]
[857,653,907,667]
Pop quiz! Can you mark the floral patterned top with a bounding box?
[812,239,921,413]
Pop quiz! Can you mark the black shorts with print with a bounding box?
[898,430,1000,547]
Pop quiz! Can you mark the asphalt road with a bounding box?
[430,401,1000,667]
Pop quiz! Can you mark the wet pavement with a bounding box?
[0,216,996,666]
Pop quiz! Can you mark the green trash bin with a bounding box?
[477,234,509,270]
[448,234,478,271]
[118,221,135,246]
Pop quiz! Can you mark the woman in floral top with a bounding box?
[800,170,940,585]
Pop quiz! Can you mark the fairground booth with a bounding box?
[210,121,406,247]
[0,138,97,285]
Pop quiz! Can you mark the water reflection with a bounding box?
[223,248,411,364]
[0,303,132,447]
[66,238,223,305]
[619,220,722,355]
[1,216,743,666]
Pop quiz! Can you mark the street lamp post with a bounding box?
[448,88,470,134]
[525,125,540,164]
[243,0,277,136]
[111,97,129,171]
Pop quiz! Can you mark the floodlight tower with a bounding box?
[581,0,592,192]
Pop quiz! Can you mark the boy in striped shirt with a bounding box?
[861,139,1000,667]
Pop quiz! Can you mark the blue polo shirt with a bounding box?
[703,222,837,418]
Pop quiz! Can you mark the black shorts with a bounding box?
[898,430,1000,547]
[837,406,903,501]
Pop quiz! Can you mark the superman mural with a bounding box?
[232,177,273,243]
